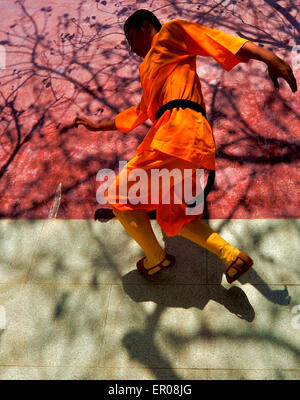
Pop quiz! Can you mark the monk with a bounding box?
[74,9,297,283]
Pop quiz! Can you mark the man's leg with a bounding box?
[178,218,250,279]
[113,208,171,274]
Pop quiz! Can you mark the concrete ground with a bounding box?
[0,218,299,380]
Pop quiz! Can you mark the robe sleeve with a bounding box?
[114,94,149,133]
[167,19,250,71]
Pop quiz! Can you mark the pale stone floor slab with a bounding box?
[0,219,299,380]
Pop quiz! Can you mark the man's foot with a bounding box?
[137,253,176,276]
[225,251,253,284]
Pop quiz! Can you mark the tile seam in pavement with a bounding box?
[0,365,299,372]
[1,283,299,287]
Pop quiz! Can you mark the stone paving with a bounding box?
[0,218,299,380]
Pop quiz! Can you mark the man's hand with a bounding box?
[73,116,100,131]
[267,55,298,93]
[73,116,117,132]
[236,41,298,93]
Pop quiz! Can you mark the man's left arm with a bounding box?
[236,41,297,93]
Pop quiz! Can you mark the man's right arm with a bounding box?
[74,95,148,133]
[74,117,117,131]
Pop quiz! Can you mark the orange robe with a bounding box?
[107,19,249,236]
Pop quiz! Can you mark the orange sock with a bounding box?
[178,219,240,269]
[113,208,168,272]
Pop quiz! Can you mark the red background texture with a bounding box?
[0,0,299,219]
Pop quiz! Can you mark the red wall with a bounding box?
[0,0,299,219]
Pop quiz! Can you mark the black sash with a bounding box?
[155,99,207,121]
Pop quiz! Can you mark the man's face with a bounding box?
[125,21,153,58]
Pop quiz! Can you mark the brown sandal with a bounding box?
[225,251,253,284]
[137,254,176,277]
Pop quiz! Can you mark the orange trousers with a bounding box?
[105,149,209,236]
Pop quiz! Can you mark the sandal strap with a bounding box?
[226,256,244,274]
[226,252,252,273]
[147,254,171,272]
[225,252,253,284]
[137,253,175,276]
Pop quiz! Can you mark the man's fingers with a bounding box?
[288,70,298,92]
[73,116,95,129]
[270,72,279,90]
[73,117,82,124]
[268,60,298,93]
[268,66,279,90]
[73,116,88,127]
[279,71,297,92]
[286,76,297,92]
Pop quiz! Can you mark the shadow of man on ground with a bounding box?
[122,231,256,322]
[95,208,290,308]
[122,270,255,322]
[121,240,254,379]
[163,233,291,307]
